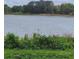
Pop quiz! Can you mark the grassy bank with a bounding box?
[5,49,73,59]
[4,33,74,59]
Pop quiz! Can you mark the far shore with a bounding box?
[5,13,74,16]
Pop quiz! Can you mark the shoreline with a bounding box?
[5,13,74,16]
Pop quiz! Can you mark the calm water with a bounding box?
[5,15,74,36]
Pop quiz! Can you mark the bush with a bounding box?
[4,33,74,50]
[4,33,19,49]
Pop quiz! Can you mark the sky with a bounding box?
[5,0,74,7]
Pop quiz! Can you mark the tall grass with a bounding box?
[4,33,74,50]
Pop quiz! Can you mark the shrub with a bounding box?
[4,33,74,50]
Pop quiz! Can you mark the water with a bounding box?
[5,15,74,36]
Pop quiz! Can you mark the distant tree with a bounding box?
[27,1,54,14]
[22,5,32,13]
[60,3,74,14]
[53,5,61,14]
[4,2,74,15]
[22,5,27,13]
[4,4,11,14]
[11,6,22,12]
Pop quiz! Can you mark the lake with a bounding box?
[5,15,74,36]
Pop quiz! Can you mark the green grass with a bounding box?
[4,33,74,59]
[5,49,73,59]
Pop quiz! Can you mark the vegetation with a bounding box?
[4,2,74,15]
[4,1,74,59]
[4,33,74,59]
[5,49,73,59]
[60,4,74,15]
[5,33,74,50]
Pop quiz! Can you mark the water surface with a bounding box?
[5,15,74,36]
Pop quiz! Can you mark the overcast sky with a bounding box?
[5,0,74,7]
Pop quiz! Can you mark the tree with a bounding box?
[22,5,28,13]
[11,6,22,12]
[53,5,61,14]
[60,3,74,14]
[4,4,11,14]
[4,3,74,15]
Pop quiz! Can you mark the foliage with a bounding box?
[4,4,11,14]
[4,49,74,59]
[4,2,74,15]
[60,3,74,14]
[4,33,20,49]
[4,33,74,50]
[11,6,23,12]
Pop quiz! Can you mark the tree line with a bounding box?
[5,33,74,50]
[4,3,74,15]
